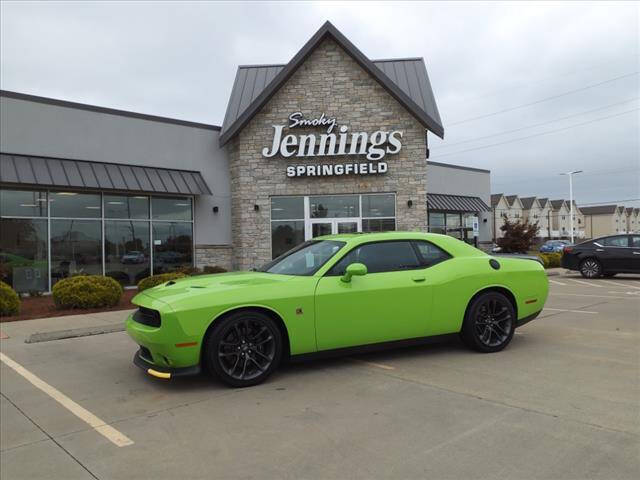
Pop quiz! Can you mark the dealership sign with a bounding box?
[262,112,403,177]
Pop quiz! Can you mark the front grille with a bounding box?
[133,307,161,327]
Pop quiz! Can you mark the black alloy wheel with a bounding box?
[461,292,516,353]
[579,258,602,278]
[206,311,282,387]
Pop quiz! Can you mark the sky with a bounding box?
[1,1,639,207]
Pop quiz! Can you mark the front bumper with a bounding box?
[516,310,542,328]
[133,348,201,379]
[125,304,202,372]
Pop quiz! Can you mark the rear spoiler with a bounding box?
[492,254,544,266]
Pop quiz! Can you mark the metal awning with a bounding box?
[427,193,490,212]
[0,153,212,195]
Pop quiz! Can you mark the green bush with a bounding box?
[52,275,123,309]
[0,280,20,316]
[202,265,227,274]
[538,252,562,269]
[137,272,186,292]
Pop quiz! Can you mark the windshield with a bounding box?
[259,240,345,276]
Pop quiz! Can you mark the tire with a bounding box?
[579,258,602,278]
[461,291,516,353]
[205,310,282,388]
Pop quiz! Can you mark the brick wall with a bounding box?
[229,37,428,270]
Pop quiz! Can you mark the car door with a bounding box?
[314,240,434,351]
[629,235,640,272]
[597,235,631,271]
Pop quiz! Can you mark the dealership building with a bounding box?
[0,22,491,293]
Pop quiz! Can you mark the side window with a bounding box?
[413,241,452,267]
[602,236,629,247]
[328,241,420,275]
[631,236,640,248]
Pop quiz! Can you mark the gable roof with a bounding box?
[537,197,549,208]
[219,21,443,146]
[505,195,522,208]
[580,205,618,215]
[550,199,567,210]
[491,193,504,207]
[520,197,538,210]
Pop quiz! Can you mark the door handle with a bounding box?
[412,276,426,282]
[596,249,604,252]
[633,251,640,255]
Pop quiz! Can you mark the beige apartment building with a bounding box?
[521,197,551,237]
[582,205,627,238]
[627,207,640,233]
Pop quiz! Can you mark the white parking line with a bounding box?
[567,279,603,288]
[0,352,134,447]
[604,280,640,290]
[551,293,636,300]
[544,307,598,314]
[548,279,567,286]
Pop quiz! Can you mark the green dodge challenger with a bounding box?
[126,232,548,387]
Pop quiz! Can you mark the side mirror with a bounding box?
[341,262,367,283]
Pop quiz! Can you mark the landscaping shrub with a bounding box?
[137,272,186,292]
[52,275,123,309]
[538,252,562,269]
[0,280,20,316]
[173,266,202,276]
[202,265,227,274]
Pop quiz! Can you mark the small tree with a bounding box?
[496,215,540,253]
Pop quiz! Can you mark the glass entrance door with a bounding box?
[308,218,361,239]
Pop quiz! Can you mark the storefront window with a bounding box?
[271,221,305,258]
[105,221,150,286]
[428,212,445,234]
[362,218,395,232]
[0,218,48,292]
[310,195,359,218]
[104,195,149,219]
[0,189,48,217]
[152,197,192,221]
[50,191,101,218]
[362,194,395,218]
[271,197,304,220]
[152,222,193,274]
[50,219,102,283]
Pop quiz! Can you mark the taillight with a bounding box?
[563,246,573,254]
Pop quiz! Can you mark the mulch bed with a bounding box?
[0,289,138,323]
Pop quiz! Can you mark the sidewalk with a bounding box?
[0,308,133,342]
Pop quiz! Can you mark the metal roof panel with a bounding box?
[0,153,212,196]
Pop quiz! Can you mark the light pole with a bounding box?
[560,170,583,243]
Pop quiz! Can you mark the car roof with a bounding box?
[314,231,487,257]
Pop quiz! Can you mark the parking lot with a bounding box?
[1,274,639,480]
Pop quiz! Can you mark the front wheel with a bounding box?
[205,311,282,388]
[579,258,602,278]
[461,292,516,353]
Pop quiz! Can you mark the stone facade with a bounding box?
[229,38,429,271]
[195,245,234,271]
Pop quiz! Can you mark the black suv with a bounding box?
[562,234,640,278]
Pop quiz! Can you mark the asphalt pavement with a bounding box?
[1,273,639,480]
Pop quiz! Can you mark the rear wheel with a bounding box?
[579,258,602,278]
[205,311,282,388]
[461,292,516,353]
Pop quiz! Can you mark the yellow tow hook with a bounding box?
[147,368,171,379]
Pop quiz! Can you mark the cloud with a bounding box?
[1,1,638,206]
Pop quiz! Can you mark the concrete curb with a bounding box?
[25,324,124,344]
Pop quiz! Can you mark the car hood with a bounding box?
[133,271,296,305]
